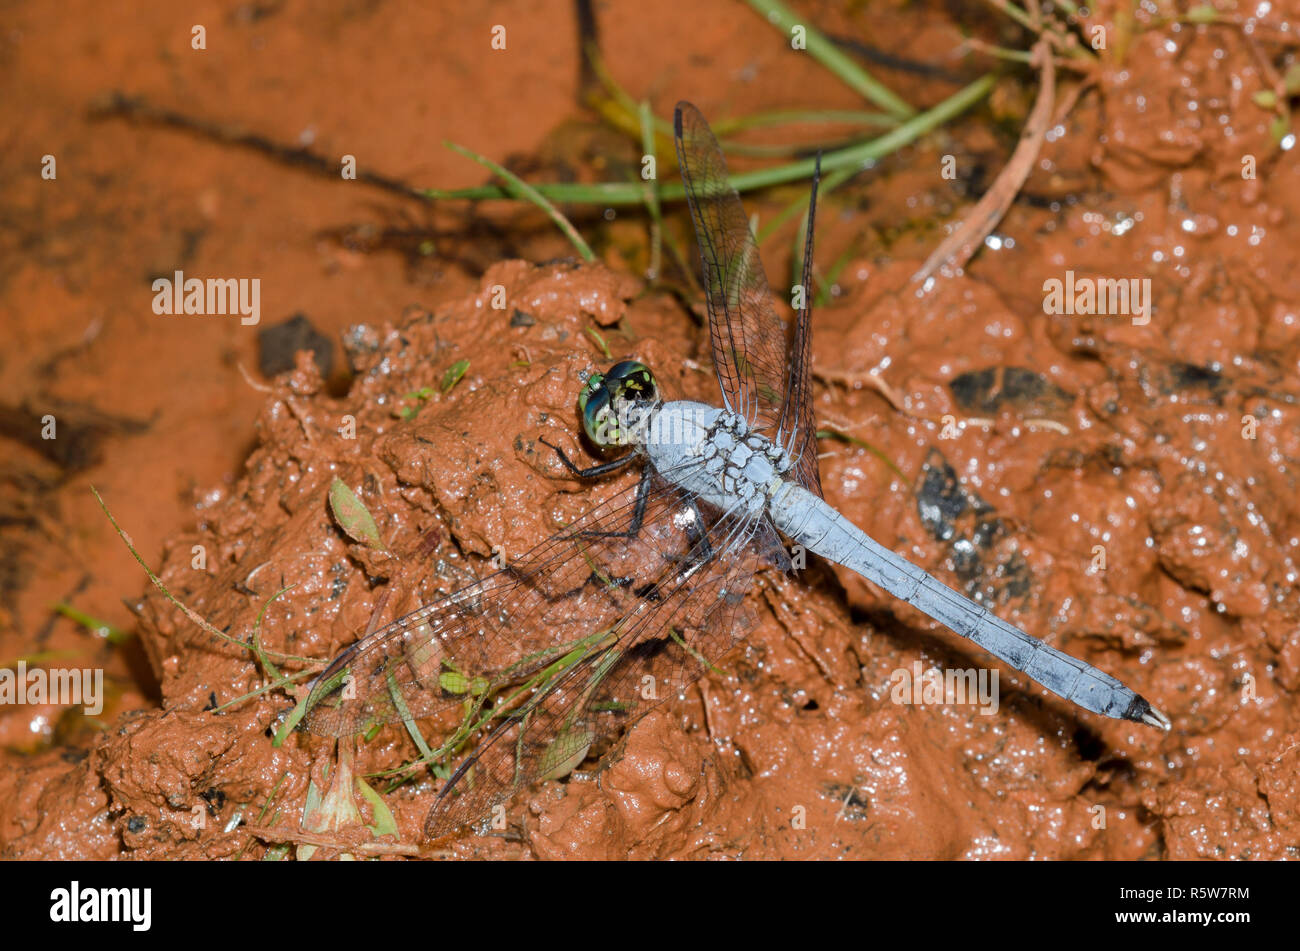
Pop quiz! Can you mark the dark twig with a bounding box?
[88,91,432,203]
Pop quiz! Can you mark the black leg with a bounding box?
[540,436,636,479]
[548,464,657,600]
[577,463,653,541]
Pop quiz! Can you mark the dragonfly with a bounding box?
[301,100,1170,842]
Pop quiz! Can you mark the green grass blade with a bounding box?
[744,0,916,119]
[53,602,130,645]
[639,99,663,278]
[757,74,995,244]
[818,428,911,485]
[92,485,322,667]
[424,75,993,207]
[441,140,595,261]
[714,109,898,133]
[386,669,436,762]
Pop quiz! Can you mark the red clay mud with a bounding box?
[2,1,1299,859]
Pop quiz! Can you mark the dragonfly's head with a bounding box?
[579,360,659,448]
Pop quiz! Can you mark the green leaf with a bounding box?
[1286,64,1300,96]
[434,668,486,697]
[441,359,470,393]
[538,728,595,781]
[356,776,399,839]
[438,670,469,694]
[1270,111,1292,144]
[328,477,385,550]
[400,386,435,420]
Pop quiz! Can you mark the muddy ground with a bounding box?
[2,0,1299,859]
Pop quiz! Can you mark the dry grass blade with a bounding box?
[912,36,1055,283]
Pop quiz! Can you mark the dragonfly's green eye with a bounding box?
[604,361,657,399]
[580,382,613,446]
[579,361,659,447]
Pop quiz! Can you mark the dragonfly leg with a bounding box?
[569,463,653,541]
[539,436,637,479]
[540,461,658,598]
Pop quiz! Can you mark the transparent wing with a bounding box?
[426,506,786,839]
[675,101,823,496]
[301,457,783,838]
[785,152,824,497]
[302,469,689,738]
[675,101,792,436]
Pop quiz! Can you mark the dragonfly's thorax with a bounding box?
[644,401,793,514]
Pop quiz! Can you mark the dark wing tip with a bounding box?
[674,102,688,137]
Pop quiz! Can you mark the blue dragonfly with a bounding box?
[302,101,1169,841]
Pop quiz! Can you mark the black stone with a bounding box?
[258,312,335,378]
